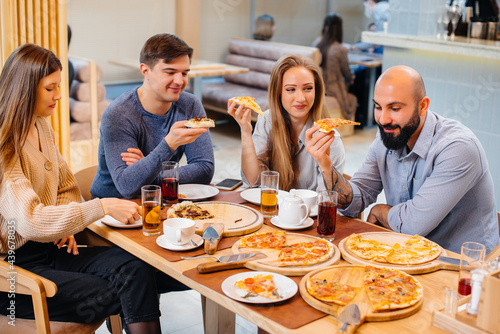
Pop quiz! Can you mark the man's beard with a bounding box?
[377,107,420,150]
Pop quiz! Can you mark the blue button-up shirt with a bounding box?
[341,111,499,253]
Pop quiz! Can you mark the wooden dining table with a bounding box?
[86,189,458,334]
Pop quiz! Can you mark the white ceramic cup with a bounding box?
[278,195,310,226]
[163,218,196,245]
[289,189,318,209]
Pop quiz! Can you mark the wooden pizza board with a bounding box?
[231,233,340,276]
[339,232,448,275]
[193,202,263,237]
[299,265,423,332]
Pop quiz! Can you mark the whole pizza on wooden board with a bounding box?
[166,201,263,237]
[339,232,445,274]
[232,231,340,276]
[299,265,424,323]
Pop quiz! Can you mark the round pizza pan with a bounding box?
[232,232,341,276]
[299,265,423,322]
[189,201,264,237]
[338,232,447,275]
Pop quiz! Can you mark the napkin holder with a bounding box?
[202,223,224,255]
[477,268,500,334]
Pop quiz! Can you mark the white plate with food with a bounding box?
[178,184,219,201]
[240,188,288,206]
[101,215,142,229]
[221,271,297,304]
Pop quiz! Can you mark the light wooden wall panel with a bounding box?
[0,0,70,164]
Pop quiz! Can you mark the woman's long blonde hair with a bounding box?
[267,54,327,191]
[0,43,62,181]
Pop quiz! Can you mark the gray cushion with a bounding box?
[226,54,275,74]
[228,39,318,62]
[223,71,270,90]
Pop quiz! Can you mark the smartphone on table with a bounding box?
[214,178,243,191]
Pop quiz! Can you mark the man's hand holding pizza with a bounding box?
[165,121,207,151]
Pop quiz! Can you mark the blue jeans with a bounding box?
[0,242,187,324]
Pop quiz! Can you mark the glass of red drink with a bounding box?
[458,241,485,297]
[317,190,338,242]
[162,161,179,205]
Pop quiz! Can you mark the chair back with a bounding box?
[74,165,98,202]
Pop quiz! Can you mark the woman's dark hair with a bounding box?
[316,13,343,67]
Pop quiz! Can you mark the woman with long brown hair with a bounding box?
[0,43,174,333]
[228,54,345,191]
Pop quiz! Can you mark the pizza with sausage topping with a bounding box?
[166,201,214,220]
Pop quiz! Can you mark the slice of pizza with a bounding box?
[345,233,392,262]
[314,118,361,133]
[229,96,264,116]
[239,231,286,249]
[166,201,214,220]
[235,274,280,299]
[278,239,334,266]
[184,116,215,128]
[306,278,359,305]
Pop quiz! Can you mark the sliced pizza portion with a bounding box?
[184,116,215,128]
[235,274,280,299]
[239,231,286,249]
[306,278,359,305]
[345,233,392,262]
[166,201,214,220]
[229,96,264,116]
[278,239,334,266]
[314,118,361,133]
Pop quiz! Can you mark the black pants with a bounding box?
[0,242,187,324]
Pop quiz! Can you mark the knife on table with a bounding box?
[437,256,466,271]
[197,252,266,274]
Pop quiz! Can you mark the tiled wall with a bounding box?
[382,47,500,207]
[388,0,447,36]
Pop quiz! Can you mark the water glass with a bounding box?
[458,241,486,296]
[317,190,338,242]
[142,185,162,236]
[162,161,179,205]
[260,171,279,217]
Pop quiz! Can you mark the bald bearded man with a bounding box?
[319,65,499,253]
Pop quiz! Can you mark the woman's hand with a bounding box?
[121,148,145,166]
[227,100,253,134]
[305,125,335,170]
[54,235,79,255]
[100,198,142,224]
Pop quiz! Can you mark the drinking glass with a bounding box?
[141,185,162,236]
[162,161,179,205]
[317,190,338,242]
[458,241,485,296]
[260,171,279,217]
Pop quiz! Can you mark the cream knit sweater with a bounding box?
[0,117,104,255]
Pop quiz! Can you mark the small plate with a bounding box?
[270,217,314,230]
[156,234,203,251]
[101,215,142,229]
[309,205,318,217]
[221,271,297,304]
[240,188,288,205]
[178,184,219,201]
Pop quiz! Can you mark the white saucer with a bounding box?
[270,217,314,230]
[156,234,203,251]
[309,205,318,217]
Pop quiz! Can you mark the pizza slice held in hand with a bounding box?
[184,116,215,128]
[314,118,361,133]
[229,96,264,116]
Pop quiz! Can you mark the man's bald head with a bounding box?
[377,65,426,105]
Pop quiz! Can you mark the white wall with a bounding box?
[67,0,365,83]
[67,0,176,83]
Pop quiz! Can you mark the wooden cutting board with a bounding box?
[193,202,263,237]
[339,232,448,274]
[231,233,340,276]
[299,265,423,332]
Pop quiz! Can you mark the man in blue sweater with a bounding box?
[91,34,215,199]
